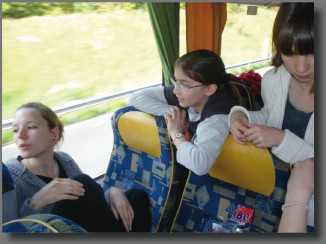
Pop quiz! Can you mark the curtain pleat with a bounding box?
[186,2,227,55]
[147,2,180,85]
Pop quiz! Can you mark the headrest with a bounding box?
[117,111,161,158]
[208,134,275,196]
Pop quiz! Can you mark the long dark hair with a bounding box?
[272,3,314,67]
[174,49,241,104]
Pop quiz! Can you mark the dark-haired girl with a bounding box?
[228,3,314,231]
[129,49,240,175]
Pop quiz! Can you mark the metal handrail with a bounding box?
[225,57,271,70]
[2,57,271,131]
[2,83,161,131]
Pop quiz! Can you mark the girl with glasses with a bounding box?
[129,49,241,175]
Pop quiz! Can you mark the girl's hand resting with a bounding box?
[109,187,134,232]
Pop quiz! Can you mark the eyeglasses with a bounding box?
[170,77,204,90]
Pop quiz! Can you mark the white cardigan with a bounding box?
[228,65,314,227]
[228,65,314,164]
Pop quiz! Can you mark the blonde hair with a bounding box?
[17,102,64,144]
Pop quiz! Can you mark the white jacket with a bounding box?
[228,65,314,227]
[228,65,314,163]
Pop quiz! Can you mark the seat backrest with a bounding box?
[170,139,290,233]
[208,134,275,196]
[101,106,184,232]
[2,162,19,223]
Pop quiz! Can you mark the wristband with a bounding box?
[281,202,310,212]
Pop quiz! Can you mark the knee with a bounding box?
[126,188,150,205]
[72,174,103,193]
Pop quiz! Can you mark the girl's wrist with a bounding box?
[282,202,310,212]
[284,191,311,205]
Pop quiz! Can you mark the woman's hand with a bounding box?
[244,124,285,148]
[229,111,250,144]
[30,178,85,209]
[164,106,187,137]
[109,187,134,232]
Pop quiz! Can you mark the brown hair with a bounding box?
[272,3,314,68]
[174,49,242,105]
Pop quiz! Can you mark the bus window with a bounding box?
[221,4,279,66]
[2,2,164,121]
[2,2,177,177]
[2,2,277,178]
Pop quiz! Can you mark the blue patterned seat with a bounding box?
[2,214,87,233]
[2,162,87,233]
[101,106,184,232]
[170,137,291,233]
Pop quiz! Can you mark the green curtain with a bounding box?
[147,2,179,86]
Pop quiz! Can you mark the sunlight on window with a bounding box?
[2,2,163,119]
[221,4,279,65]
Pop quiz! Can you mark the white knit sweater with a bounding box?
[228,65,314,163]
[228,65,314,227]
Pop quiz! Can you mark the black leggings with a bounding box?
[51,174,152,232]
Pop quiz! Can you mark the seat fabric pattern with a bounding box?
[101,106,183,232]
[2,214,87,233]
[171,155,290,233]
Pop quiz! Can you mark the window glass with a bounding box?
[221,4,279,66]
[2,2,162,120]
[2,2,186,177]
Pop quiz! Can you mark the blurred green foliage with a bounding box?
[2,2,148,18]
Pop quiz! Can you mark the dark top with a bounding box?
[282,97,313,140]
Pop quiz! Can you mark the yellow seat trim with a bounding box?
[208,134,275,196]
[2,218,59,233]
[118,111,161,158]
